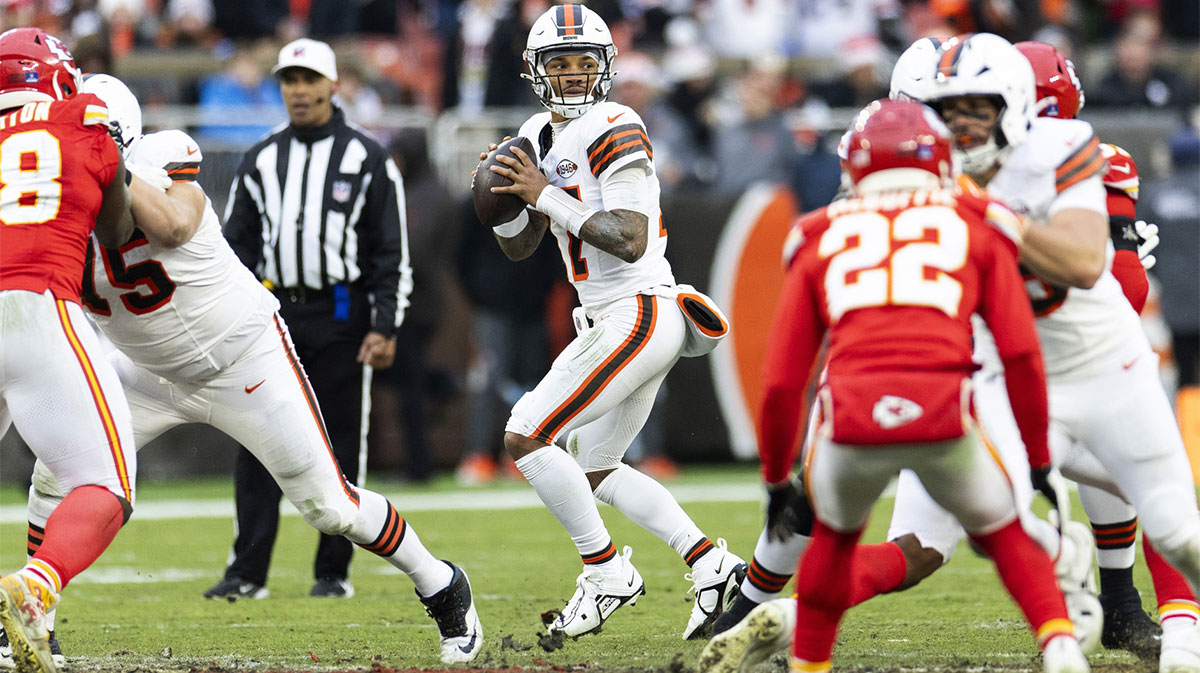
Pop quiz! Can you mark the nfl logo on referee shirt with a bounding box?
[332,180,352,203]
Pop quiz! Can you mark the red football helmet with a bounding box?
[843,99,954,192]
[1014,41,1083,119]
[0,28,82,111]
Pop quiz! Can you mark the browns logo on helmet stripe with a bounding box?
[555,3,583,36]
[586,123,652,177]
[936,36,966,82]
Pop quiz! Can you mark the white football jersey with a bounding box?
[82,130,279,381]
[516,101,675,309]
[976,117,1148,377]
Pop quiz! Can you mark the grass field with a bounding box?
[0,466,1163,672]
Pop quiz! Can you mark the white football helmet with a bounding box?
[81,73,142,158]
[522,3,617,119]
[889,37,944,102]
[921,33,1036,176]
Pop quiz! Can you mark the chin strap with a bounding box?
[956,139,1010,181]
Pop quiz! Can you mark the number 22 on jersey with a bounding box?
[819,206,968,321]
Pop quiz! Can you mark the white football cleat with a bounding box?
[1043,635,1091,673]
[1159,618,1200,673]
[683,539,748,640]
[1055,521,1097,593]
[696,597,794,673]
[547,546,644,637]
[1054,520,1103,652]
[1065,590,1104,655]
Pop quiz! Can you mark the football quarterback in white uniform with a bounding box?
[480,3,745,640]
[19,75,483,665]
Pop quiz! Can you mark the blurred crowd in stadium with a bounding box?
[1,0,1196,486]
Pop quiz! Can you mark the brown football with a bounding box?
[472,136,536,227]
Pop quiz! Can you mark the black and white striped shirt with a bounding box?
[223,106,412,336]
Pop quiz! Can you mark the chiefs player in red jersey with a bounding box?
[1015,40,1197,667]
[0,27,135,673]
[700,99,1090,673]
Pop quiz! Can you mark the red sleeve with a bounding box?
[758,254,825,484]
[974,226,1051,469]
[90,129,119,190]
[1111,249,1148,314]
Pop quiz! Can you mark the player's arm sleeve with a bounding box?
[758,258,825,484]
[1106,190,1149,313]
[976,233,1051,469]
[357,154,411,336]
[222,156,266,275]
[586,119,653,181]
[598,159,652,216]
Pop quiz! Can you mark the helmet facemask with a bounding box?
[524,46,615,119]
[931,94,1010,180]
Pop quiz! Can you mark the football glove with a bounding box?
[1031,466,1071,527]
[1134,219,1159,270]
[765,478,814,542]
[125,161,172,192]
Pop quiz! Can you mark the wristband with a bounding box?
[536,185,597,237]
[492,209,530,238]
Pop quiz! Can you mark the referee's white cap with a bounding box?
[273,38,338,83]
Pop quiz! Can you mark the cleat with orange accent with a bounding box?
[683,539,747,640]
[0,575,55,673]
[548,546,644,637]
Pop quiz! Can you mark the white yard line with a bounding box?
[0,482,774,524]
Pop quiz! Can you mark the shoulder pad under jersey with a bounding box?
[129,129,202,181]
[1100,143,1139,202]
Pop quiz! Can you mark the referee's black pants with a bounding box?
[223,287,371,587]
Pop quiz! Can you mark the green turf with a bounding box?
[0,468,1162,672]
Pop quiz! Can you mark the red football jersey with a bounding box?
[0,94,119,302]
[759,187,1050,483]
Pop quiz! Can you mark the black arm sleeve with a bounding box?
[1109,214,1139,251]
[358,152,411,337]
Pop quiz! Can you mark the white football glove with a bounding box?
[1134,219,1159,270]
[125,161,172,192]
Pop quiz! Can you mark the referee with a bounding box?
[207,37,412,599]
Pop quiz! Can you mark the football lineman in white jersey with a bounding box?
[17,75,483,665]
[479,3,745,640]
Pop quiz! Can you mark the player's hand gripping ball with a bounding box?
[472,136,536,227]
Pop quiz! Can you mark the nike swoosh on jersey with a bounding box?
[245,380,265,393]
[1122,356,1140,369]
[607,113,625,123]
[186,147,199,156]
[1109,163,1131,174]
